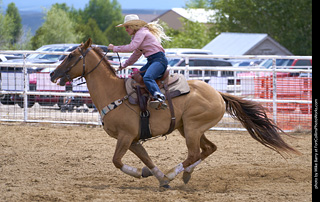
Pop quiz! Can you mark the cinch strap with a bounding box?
[99,93,132,121]
[100,99,123,120]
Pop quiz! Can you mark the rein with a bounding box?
[67,47,108,85]
[64,47,123,86]
[63,45,175,144]
[62,46,130,121]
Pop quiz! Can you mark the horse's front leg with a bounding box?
[113,134,170,187]
[129,142,170,188]
[112,133,142,178]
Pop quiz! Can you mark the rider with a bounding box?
[108,14,171,109]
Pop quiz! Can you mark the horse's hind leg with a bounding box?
[165,127,202,182]
[178,128,217,160]
[175,127,217,184]
[200,134,217,160]
[182,134,217,184]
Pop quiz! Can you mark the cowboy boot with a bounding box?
[149,92,168,110]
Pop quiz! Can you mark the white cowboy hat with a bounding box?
[116,14,147,27]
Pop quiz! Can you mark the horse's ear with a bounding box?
[83,38,92,50]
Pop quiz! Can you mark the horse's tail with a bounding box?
[219,92,300,156]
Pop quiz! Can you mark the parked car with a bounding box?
[0,55,8,62]
[11,56,119,108]
[0,55,7,100]
[0,44,109,73]
[9,67,71,108]
[231,59,263,67]
[114,55,147,67]
[166,48,213,67]
[235,58,312,99]
[259,58,312,77]
[0,54,23,61]
[0,43,109,107]
[172,58,233,79]
[169,57,241,94]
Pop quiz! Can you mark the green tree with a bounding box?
[0,0,13,49]
[51,2,71,12]
[81,18,109,45]
[5,2,22,45]
[31,5,82,49]
[71,0,128,45]
[185,0,209,8]
[0,1,31,49]
[209,0,312,55]
[83,0,123,32]
[0,13,14,49]
[164,18,211,49]
[104,21,131,45]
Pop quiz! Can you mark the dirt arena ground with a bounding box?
[0,123,311,202]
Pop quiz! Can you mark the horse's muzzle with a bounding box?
[50,70,68,86]
[49,71,55,80]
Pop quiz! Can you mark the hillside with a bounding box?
[20,9,166,35]
[20,10,45,35]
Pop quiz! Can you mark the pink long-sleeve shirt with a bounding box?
[113,27,165,68]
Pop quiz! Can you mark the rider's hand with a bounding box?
[118,66,125,71]
[108,44,114,51]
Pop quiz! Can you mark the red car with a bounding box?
[12,59,120,108]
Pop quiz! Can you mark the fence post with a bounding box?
[234,71,237,95]
[272,58,277,123]
[185,56,189,80]
[23,53,28,122]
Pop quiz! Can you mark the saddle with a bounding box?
[125,70,190,141]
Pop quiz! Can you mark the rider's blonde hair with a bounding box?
[129,20,171,44]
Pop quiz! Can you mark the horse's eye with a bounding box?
[68,54,73,59]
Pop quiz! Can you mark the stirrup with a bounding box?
[149,99,168,110]
[150,92,167,110]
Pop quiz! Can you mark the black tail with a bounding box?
[219,92,300,156]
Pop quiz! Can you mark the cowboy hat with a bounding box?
[116,14,147,27]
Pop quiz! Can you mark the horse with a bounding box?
[50,38,300,188]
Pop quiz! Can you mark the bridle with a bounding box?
[63,47,98,84]
[63,46,121,85]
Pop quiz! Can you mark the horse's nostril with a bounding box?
[50,71,54,77]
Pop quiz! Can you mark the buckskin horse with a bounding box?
[50,38,299,188]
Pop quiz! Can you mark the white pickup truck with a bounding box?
[1,44,109,108]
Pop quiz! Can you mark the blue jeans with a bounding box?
[140,52,168,96]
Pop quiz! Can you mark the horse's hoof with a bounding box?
[159,177,171,189]
[141,166,153,178]
[160,184,171,189]
[182,171,192,184]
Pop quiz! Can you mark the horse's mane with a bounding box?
[91,46,117,76]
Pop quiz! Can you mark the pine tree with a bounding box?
[0,13,14,49]
[5,2,22,45]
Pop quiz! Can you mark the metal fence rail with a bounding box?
[0,50,312,131]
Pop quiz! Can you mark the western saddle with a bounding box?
[129,70,176,141]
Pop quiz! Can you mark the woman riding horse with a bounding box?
[108,14,171,110]
[50,35,300,188]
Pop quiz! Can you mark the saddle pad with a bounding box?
[125,73,190,102]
